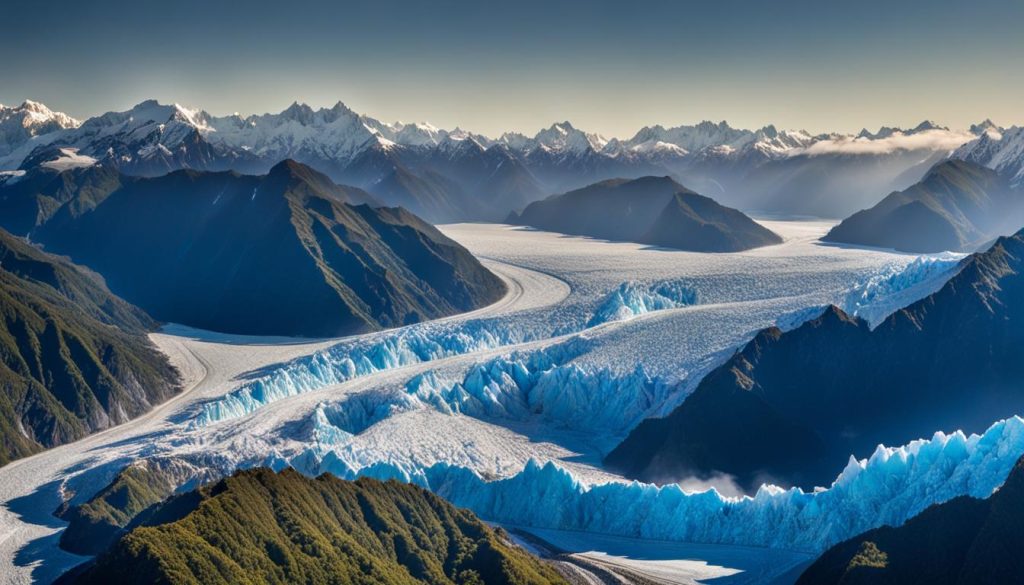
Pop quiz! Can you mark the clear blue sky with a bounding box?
[3,0,1022,137]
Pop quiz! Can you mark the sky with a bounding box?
[2,0,1022,138]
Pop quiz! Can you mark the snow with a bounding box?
[587,280,698,327]
[0,220,1005,584]
[839,252,965,326]
[39,148,97,171]
[954,125,1024,186]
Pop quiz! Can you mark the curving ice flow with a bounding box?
[193,278,698,428]
[296,337,668,446]
[0,220,991,584]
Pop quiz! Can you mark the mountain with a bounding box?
[0,100,79,158]
[0,99,991,221]
[372,166,485,223]
[953,125,1024,187]
[60,467,567,585]
[823,160,1024,252]
[509,176,782,252]
[606,229,1024,490]
[797,454,1024,585]
[0,229,180,465]
[5,160,505,337]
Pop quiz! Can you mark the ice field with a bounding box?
[3,219,1015,585]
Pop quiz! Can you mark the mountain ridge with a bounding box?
[607,228,1024,490]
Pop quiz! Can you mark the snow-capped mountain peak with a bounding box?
[970,118,1002,138]
[954,124,1024,186]
[533,121,607,155]
[0,99,80,158]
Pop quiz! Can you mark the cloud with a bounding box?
[670,472,746,498]
[793,129,975,157]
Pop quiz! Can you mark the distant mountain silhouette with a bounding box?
[824,160,1024,252]
[509,176,781,252]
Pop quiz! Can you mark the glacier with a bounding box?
[587,280,698,327]
[192,279,698,428]
[1,221,990,584]
[295,337,672,449]
[290,416,1024,555]
[840,253,964,326]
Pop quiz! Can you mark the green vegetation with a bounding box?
[798,454,1024,584]
[845,541,887,571]
[0,228,179,465]
[68,467,567,585]
[59,460,183,554]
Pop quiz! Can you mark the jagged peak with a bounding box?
[911,120,947,133]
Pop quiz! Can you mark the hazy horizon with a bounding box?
[3,0,1022,137]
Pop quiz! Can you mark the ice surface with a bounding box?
[840,253,965,327]
[0,221,991,584]
[425,416,1024,554]
[587,279,698,327]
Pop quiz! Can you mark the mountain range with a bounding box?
[509,176,782,252]
[2,99,1015,222]
[607,228,1024,490]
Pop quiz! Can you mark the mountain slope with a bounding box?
[18,160,504,337]
[607,229,1024,490]
[797,454,1024,585]
[510,176,781,252]
[62,467,567,585]
[643,191,784,251]
[954,125,1024,187]
[823,160,1024,252]
[0,229,180,465]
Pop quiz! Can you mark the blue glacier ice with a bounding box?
[840,254,964,327]
[304,347,670,443]
[587,280,698,327]
[288,416,1024,555]
[191,280,698,428]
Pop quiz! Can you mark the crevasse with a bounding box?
[191,279,699,427]
[841,254,964,326]
[285,416,1024,555]
[587,280,698,327]
[301,338,671,444]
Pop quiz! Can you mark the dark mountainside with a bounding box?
[729,147,949,219]
[824,160,1024,253]
[0,229,180,465]
[509,176,781,252]
[373,165,487,223]
[607,229,1024,491]
[0,160,506,337]
[797,454,1024,585]
[60,467,567,585]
